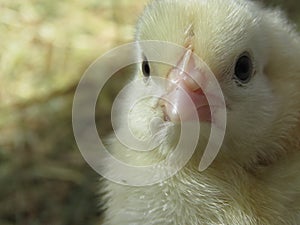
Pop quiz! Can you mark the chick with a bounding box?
[101,0,300,224]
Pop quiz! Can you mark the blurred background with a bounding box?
[0,0,299,225]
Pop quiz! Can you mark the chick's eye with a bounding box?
[234,54,253,83]
[142,59,151,77]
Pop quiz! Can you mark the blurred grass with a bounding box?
[0,0,146,224]
[0,0,298,225]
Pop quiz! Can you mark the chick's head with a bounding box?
[119,0,300,168]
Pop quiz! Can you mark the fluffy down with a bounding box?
[101,0,300,224]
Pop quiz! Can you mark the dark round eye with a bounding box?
[234,54,253,83]
[142,59,151,77]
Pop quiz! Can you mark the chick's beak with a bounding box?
[160,49,217,122]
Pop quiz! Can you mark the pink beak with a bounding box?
[161,50,220,122]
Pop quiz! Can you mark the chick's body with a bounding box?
[101,0,300,224]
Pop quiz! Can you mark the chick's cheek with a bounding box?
[127,99,163,141]
[126,95,179,157]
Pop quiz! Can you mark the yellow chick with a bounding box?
[101,0,300,224]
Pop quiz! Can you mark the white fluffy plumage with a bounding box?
[101,0,300,224]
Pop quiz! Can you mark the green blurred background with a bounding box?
[0,1,299,225]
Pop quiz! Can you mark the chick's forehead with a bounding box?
[136,0,264,74]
